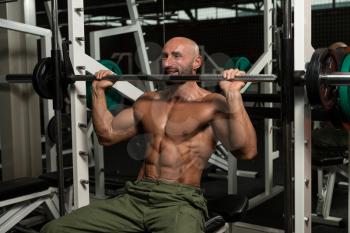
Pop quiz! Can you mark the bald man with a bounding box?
[41,37,257,233]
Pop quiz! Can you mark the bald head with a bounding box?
[164,37,200,57]
[162,37,202,75]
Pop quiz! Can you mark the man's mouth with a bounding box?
[165,69,179,75]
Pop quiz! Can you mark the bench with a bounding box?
[205,195,248,233]
[0,177,59,233]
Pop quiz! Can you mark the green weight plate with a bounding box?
[86,59,123,111]
[224,56,251,72]
[338,53,350,122]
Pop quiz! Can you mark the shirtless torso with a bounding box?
[135,85,223,187]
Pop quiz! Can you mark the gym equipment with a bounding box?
[0,167,76,233]
[303,47,350,129]
[311,128,347,227]
[305,48,339,110]
[338,53,350,121]
[6,59,277,100]
[6,39,277,99]
[205,195,248,233]
[32,57,55,99]
[0,177,59,233]
[47,114,72,147]
[85,59,124,110]
[39,168,75,213]
[224,56,251,72]
[8,46,350,113]
[48,0,65,216]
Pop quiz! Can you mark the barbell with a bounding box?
[6,56,277,100]
[4,50,349,91]
[5,43,350,128]
[7,71,277,85]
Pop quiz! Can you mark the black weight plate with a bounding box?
[47,114,72,148]
[32,58,54,99]
[306,48,328,106]
[319,50,339,111]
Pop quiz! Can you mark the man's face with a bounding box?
[161,41,196,76]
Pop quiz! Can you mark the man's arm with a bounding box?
[92,70,139,146]
[210,69,257,160]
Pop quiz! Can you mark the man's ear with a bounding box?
[193,55,202,70]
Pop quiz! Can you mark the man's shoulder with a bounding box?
[134,91,162,107]
[201,91,224,102]
[201,91,227,112]
[138,91,161,100]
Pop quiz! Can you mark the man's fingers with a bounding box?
[95,70,113,80]
[236,71,246,76]
[223,69,243,80]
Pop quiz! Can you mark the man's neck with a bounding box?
[168,81,201,101]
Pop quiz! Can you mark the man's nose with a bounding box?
[163,57,173,67]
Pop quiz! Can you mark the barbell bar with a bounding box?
[7,71,350,85]
[5,55,278,100]
[6,73,278,83]
[71,73,278,83]
[319,73,350,85]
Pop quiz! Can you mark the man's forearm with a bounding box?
[224,89,257,159]
[92,88,114,142]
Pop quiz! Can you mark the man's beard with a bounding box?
[164,66,193,86]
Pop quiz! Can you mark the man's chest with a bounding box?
[137,100,215,139]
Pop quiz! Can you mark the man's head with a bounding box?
[161,37,202,75]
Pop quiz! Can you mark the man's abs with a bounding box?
[137,131,216,187]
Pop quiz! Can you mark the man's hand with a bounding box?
[93,70,115,90]
[219,68,246,93]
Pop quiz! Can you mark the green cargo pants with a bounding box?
[41,179,208,233]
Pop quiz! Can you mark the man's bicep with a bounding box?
[211,111,232,150]
[110,107,139,142]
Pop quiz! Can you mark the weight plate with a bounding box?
[305,48,338,109]
[306,48,327,106]
[85,59,124,111]
[32,58,54,99]
[338,53,350,122]
[319,50,339,110]
[47,114,72,147]
[330,46,349,66]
